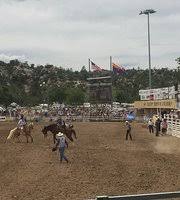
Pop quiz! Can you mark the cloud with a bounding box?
[0,0,179,70]
[0,53,26,62]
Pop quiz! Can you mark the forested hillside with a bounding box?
[0,60,179,106]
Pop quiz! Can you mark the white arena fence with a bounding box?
[165,114,180,138]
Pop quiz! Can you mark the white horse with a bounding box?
[7,122,34,143]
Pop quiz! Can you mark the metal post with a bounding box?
[89,58,91,72]
[97,191,180,200]
[110,56,113,106]
[139,9,156,89]
[147,13,152,89]
[110,56,112,71]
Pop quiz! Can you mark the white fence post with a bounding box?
[167,114,180,138]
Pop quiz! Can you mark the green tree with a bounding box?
[65,88,85,105]
[0,59,179,106]
[47,87,66,103]
[80,66,89,80]
[175,57,180,66]
[0,86,13,106]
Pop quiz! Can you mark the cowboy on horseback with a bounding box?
[17,114,27,134]
[64,112,74,129]
[56,117,66,129]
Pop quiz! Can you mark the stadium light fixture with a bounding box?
[139,9,156,89]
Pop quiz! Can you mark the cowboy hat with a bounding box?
[56,132,63,137]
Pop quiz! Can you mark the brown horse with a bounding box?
[41,123,77,144]
[7,123,34,143]
[24,122,34,143]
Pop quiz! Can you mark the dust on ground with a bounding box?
[0,122,180,200]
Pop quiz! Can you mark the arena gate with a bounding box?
[165,114,180,138]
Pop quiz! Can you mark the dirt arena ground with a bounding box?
[0,121,180,200]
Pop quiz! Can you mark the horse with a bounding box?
[25,122,34,143]
[7,122,34,143]
[41,123,77,144]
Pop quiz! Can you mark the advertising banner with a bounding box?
[134,99,177,109]
[139,86,176,100]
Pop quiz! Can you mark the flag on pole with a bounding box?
[112,63,126,75]
[91,61,103,72]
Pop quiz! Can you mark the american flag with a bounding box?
[112,63,126,75]
[91,61,103,72]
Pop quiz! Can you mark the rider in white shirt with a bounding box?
[17,114,27,130]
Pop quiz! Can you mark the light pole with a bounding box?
[40,82,46,103]
[139,9,156,89]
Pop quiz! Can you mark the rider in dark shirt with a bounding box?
[57,117,66,129]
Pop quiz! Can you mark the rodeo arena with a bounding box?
[0,75,180,200]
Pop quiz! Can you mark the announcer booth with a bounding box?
[87,76,112,104]
[134,85,179,120]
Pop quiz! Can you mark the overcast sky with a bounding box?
[0,0,179,70]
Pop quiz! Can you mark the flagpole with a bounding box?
[110,56,112,71]
[110,56,113,107]
[88,58,91,72]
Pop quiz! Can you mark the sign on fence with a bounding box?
[139,86,176,100]
[134,99,177,109]
[0,116,6,121]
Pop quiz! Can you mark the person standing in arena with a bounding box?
[161,118,168,135]
[125,121,132,140]
[147,118,154,133]
[52,132,69,163]
[155,117,161,136]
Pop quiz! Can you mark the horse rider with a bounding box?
[17,114,27,134]
[56,117,66,129]
[65,112,74,128]
[52,132,69,163]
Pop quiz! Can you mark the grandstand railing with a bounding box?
[0,115,126,122]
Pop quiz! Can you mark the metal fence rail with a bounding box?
[3,115,126,122]
[96,191,180,200]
